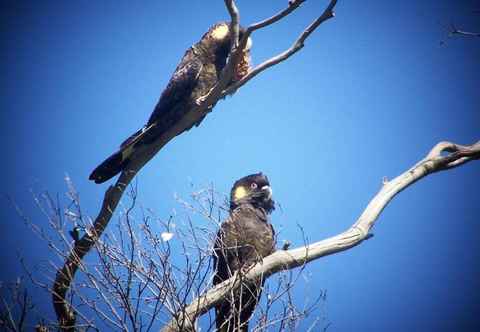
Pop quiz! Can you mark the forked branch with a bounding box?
[448,23,480,38]
[52,0,339,329]
[208,0,338,99]
[162,140,480,331]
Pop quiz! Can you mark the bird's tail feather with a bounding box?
[89,123,156,184]
[89,150,127,184]
[215,291,258,332]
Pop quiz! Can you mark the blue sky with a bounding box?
[1,0,479,330]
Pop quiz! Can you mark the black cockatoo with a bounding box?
[213,173,276,332]
[89,23,252,184]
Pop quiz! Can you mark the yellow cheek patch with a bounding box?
[234,186,247,200]
[211,24,229,40]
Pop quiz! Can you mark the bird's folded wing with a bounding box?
[148,58,203,125]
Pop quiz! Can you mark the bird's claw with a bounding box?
[195,95,207,106]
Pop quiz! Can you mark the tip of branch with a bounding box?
[382,176,389,185]
[364,233,374,241]
[282,240,292,250]
[288,0,303,7]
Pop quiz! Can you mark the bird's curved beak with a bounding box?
[261,185,272,200]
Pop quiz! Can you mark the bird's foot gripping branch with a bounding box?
[161,139,480,331]
[53,0,339,330]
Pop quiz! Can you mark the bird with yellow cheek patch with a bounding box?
[89,22,252,184]
[234,185,247,200]
[214,172,275,332]
[210,23,230,40]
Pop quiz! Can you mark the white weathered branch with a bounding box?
[451,29,480,37]
[52,1,338,329]
[203,0,338,99]
[161,140,480,331]
[223,0,337,96]
[449,23,480,38]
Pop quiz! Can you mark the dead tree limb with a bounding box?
[450,28,480,38]
[219,0,337,97]
[162,140,480,331]
[52,0,339,329]
[448,22,480,38]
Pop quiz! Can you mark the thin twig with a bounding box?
[161,140,480,331]
[449,23,480,38]
[223,0,337,96]
[52,0,338,329]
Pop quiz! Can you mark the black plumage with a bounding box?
[89,23,252,184]
[214,173,276,332]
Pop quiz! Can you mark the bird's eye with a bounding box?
[250,182,258,189]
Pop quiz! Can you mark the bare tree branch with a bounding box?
[451,29,480,37]
[448,23,480,38]
[221,0,337,97]
[161,140,480,332]
[52,171,135,330]
[225,0,240,50]
[52,1,338,329]
[247,0,306,32]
